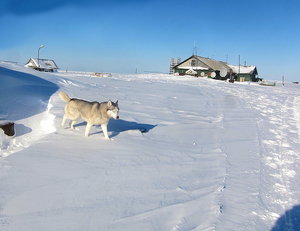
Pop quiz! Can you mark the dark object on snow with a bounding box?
[0,122,15,136]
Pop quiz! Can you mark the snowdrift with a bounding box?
[0,66,58,121]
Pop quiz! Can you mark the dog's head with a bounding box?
[107,100,119,119]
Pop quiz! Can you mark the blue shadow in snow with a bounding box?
[74,119,156,138]
[0,66,58,121]
[108,119,156,137]
[82,119,156,137]
[14,123,32,137]
[271,205,300,231]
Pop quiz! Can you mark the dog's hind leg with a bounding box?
[101,124,109,140]
[85,122,92,137]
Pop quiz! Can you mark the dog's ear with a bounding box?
[108,100,112,107]
[115,100,118,105]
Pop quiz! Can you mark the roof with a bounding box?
[25,58,59,70]
[227,64,257,74]
[197,56,231,71]
[174,55,231,72]
[174,55,257,75]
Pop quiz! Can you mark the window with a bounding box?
[191,60,196,66]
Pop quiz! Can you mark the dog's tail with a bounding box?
[58,91,71,103]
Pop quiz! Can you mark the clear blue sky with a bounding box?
[1,0,300,80]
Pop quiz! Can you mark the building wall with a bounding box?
[174,68,212,77]
[237,74,254,82]
[178,58,193,67]
[174,68,188,75]
[177,57,209,69]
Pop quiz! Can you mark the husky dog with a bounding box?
[59,91,119,139]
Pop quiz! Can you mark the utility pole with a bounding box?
[282,75,285,86]
[238,55,241,78]
[37,45,45,68]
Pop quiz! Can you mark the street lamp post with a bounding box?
[37,45,45,69]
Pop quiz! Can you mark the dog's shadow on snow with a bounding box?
[108,119,156,138]
[83,119,156,138]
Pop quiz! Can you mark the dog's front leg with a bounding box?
[61,116,67,128]
[101,124,110,139]
[70,120,76,129]
[85,123,92,137]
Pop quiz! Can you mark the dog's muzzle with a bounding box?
[116,116,119,119]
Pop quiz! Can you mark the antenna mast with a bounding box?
[193,41,197,56]
[238,55,241,75]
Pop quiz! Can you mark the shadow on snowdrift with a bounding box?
[271,205,300,231]
[14,123,32,137]
[0,66,59,121]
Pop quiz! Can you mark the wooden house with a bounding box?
[173,55,259,82]
[227,64,258,82]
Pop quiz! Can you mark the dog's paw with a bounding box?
[104,137,113,141]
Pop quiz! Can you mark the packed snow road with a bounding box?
[0,64,300,231]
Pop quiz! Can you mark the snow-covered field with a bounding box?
[0,62,300,231]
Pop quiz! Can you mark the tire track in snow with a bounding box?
[210,82,300,230]
[252,90,300,228]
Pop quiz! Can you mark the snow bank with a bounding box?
[0,65,58,156]
[0,66,58,120]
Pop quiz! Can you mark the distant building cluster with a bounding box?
[23,54,258,82]
[171,55,259,82]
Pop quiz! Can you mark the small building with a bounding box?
[25,58,59,72]
[92,72,112,77]
[227,64,258,82]
[173,55,259,82]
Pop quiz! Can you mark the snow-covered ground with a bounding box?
[0,62,300,231]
